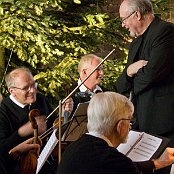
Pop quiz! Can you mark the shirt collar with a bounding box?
[78,78,102,93]
[87,131,114,147]
[9,95,26,108]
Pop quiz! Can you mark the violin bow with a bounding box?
[40,49,115,139]
[46,48,115,120]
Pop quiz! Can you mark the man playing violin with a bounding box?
[70,54,105,117]
[0,67,73,174]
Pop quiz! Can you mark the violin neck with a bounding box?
[33,129,38,144]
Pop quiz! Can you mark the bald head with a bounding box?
[5,67,37,105]
[5,67,33,88]
[120,0,154,15]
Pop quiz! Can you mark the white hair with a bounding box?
[125,0,154,15]
[5,67,33,87]
[87,92,133,136]
[78,54,101,75]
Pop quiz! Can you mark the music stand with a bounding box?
[36,102,89,173]
[62,101,89,142]
[36,121,71,174]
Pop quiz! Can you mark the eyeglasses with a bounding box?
[11,82,38,93]
[121,11,136,24]
[118,117,136,126]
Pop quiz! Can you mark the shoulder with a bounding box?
[0,96,14,110]
[35,92,50,104]
[0,96,19,121]
[150,17,174,34]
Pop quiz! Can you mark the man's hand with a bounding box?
[127,60,148,77]
[153,147,174,170]
[18,116,47,137]
[62,98,74,113]
[9,137,42,158]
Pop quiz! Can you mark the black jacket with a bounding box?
[57,134,154,174]
[116,17,174,143]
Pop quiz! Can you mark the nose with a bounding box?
[122,22,126,27]
[28,87,35,93]
[28,83,37,93]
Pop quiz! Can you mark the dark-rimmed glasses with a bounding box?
[117,117,136,126]
[11,82,38,93]
[121,11,136,24]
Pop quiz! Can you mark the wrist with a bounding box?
[18,128,23,137]
[127,69,133,77]
[152,159,160,171]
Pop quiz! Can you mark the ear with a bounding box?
[136,11,142,21]
[8,87,15,96]
[116,120,123,135]
[82,68,87,75]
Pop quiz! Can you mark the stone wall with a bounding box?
[168,0,174,22]
[99,0,174,22]
[95,0,174,59]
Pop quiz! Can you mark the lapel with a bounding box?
[128,17,160,63]
[128,36,143,64]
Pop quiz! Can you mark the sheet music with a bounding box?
[117,131,142,155]
[36,102,88,173]
[117,130,162,162]
[36,129,58,174]
[170,164,174,174]
[63,102,88,141]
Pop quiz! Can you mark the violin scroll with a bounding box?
[29,109,40,144]
[29,109,40,129]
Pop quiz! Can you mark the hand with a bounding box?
[9,137,42,158]
[62,97,74,113]
[35,115,47,135]
[18,116,47,137]
[153,147,174,170]
[127,60,148,77]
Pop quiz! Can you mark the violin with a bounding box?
[20,109,40,174]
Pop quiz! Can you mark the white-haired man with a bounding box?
[57,92,174,174]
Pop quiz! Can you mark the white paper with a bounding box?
[117,130,162,162]
[36,129,58,174]
[117,130,143,155]
[170,164,174,174]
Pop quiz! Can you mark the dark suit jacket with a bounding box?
[57,134,154,174]
[116,16,174,142]
[70,82,106,118]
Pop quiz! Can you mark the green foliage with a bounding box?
[0,0,170,105]
[0,0,127,102]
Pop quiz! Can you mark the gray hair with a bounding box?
[78,54,101,74]
[87,92,133,136]
[5,67,32,87]
[125,0,154,15]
